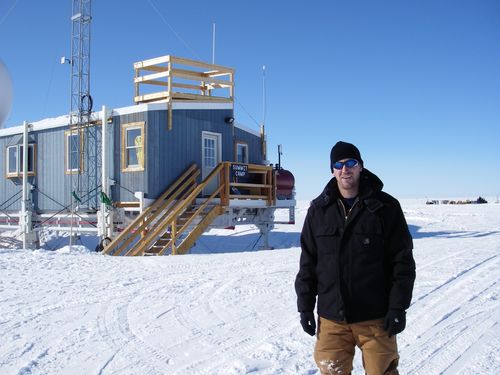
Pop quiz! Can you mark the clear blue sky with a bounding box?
[1,0,499,200]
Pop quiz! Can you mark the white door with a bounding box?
[202,132,221,196]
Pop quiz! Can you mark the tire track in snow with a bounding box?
[411,254,497,306]
[169,267,297,374]
[95,282,177,375]
[440,321,499,374]
[402,252,499,374]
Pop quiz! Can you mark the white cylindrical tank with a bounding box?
[0,59,13,128]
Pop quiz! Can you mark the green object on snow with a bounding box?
[100,192,113,206]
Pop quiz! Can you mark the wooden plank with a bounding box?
[138,65,168,72]
[134,91,169,102]
[138,80,168,87]
[128,181,198,256]
[172,82,205,91]
[171,69,234,87]
[176,205,223,255]
[134,97,169,104]
[230,182,272,188]
[103,164,198,256]
[176,185,223,235]
[134,70,169,83]
[114,202,140,208]
[171,56,234,74]
[205,70,233,77]
[247,163,273,171]
[171,92,232,102]
[229,194,268,200]
[133,55,170,69]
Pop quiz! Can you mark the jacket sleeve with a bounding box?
[295,207,318,312]
[385,200,416,311]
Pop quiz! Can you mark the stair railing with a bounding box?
[103,163,199,255]
[141,162,225,256]
[124,178,200,256]
[157,183,225,255]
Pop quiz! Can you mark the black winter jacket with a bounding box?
[295,168,415,323]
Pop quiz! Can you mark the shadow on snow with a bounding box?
[189,230,301,254]
[408,224,500,240]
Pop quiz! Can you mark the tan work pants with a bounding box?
[314,317,399,375]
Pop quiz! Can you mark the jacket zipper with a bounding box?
[338,197,360,317]
[339,198,359,223]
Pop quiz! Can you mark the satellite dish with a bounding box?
[0,59,13,128]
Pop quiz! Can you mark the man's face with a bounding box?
[333,158,362,196]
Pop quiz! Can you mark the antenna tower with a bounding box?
[68,0,99,211]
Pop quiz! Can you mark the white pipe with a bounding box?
[21,120,28,250]
[101,105,108,238]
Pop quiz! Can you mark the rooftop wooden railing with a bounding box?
[133,55,234,130]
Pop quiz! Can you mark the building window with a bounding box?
[122,122,145,171]
[6,144,36,177]
[235,142,249,164]
[204,137,217,168]
[65,130,82,173]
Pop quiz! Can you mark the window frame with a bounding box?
[5,143,36,178]
[235,141,249,164]
[121,121,145,172]
[65,129,83,174]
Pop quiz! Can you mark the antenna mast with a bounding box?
[262,65,266,126]
[212,23,216,64]
[68,0,99,212]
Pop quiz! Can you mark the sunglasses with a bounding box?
[333,159,359,170]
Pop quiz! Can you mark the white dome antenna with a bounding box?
[0,59,13,128]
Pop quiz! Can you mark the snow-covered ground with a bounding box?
[0,200,499,374]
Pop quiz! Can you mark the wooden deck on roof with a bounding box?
[133,55,234,130]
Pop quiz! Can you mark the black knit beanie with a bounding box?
[330,141,363,172]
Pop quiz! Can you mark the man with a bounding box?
[295,141,415,375]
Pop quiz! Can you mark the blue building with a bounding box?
[0,55,295,254]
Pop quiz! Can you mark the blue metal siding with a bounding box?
[34,127,70,211]
[234,127,263,165]
[146,109,234,199]
[0,134,23,211]
[1,125,104,212]
[1,107,262,211]
[111,112,147,202]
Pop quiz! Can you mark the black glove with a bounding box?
[383,309,406,337]
[300,311,316,336]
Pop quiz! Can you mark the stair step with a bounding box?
[147,246,164,254]
[155,239,170,246]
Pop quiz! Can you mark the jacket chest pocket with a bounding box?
[314,227,340,292]
[314,227,340,256]
[352,226,384,258]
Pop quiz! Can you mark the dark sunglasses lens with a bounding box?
[345,159,358,168]
[333,161,343,170]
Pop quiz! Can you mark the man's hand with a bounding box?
[383,309,406,337]
[300,311,316,336]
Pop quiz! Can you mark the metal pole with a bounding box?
[100,105,107,238]
[212,23,216,64]
[21,121,28,250]
[262,65,266,126]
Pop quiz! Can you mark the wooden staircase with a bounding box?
[102,161,276,256]
[102,163,225,256]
